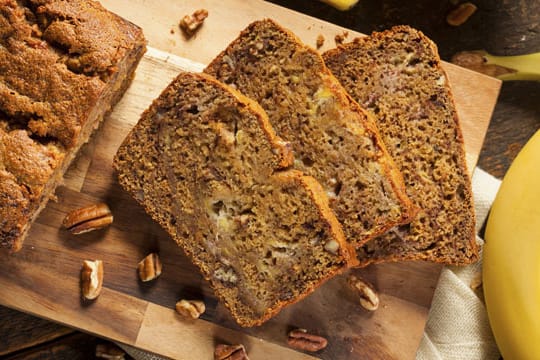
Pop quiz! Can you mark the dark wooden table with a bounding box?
[1,0,538,358]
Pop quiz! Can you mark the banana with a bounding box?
[318,0,359,11]
[483,130,540,359]
[452,50,540,81]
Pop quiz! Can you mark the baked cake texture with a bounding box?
[0,0,146,251]
[323,26,478,265]
[204,19,416,248]
[113,71,357,327]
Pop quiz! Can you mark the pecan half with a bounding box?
[347,274,379,311]
[287,329,328,352]
[179,9,209,37]
[446,2,477,27]
[81,260,103,300]
[137,253,162,282]
[214,344,249,360]
[63,203,113,235]
[175,299,205,319]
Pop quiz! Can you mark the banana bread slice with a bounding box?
[323,26,478,265]
[113,72,357,327]
[204,19,416,248]
[0,0,146,251]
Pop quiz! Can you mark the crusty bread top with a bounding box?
[204,19,416,248]
[323,25,478,265]
[114,71,356,326]
[0,0,145,250]
[1,0,145,148]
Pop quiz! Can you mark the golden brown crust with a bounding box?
[114,71,355,327]
[204,19,416,248]
[0,0,146,250]
[323,25,478,265]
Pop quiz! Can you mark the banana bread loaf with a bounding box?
[113,71,357,327]
[323,26,478,265]
[204,19,416,248]
[0,0,146,251]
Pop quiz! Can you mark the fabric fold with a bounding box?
[417,167,501,360]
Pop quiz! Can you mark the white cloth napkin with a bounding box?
[119,167,502,360]
[416,167,501,360]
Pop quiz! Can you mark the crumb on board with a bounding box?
[179,9,209,38]
[334,31,349,45]
[316,34,325,49]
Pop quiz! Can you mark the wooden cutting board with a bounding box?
[0,1,500,359]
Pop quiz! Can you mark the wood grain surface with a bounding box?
[0,1,501,359]
[1,332,101,360]
[0,307,73,356]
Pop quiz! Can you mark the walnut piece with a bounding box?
[137,253,162,282]
[446,2,477,27]
[81,260,103,300]
[324,239,340,254]
[214,344,249,360]
[287,328,328,352]
[180,9,209,37]
[175,299,206,319]
[347,274,379,311]
[63,203,113,235]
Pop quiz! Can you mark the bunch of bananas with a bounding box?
[483,130,540,359]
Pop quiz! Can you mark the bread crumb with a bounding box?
[179,9,209,38]
[316,34,325,49]
[334,31,349,45]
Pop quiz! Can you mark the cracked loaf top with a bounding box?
[0,0,146,250]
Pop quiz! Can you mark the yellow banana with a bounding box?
[452,51,540,81]
[318,0,359,11]
[484,130,540,359]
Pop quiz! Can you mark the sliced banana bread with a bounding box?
[323,26,478,265]
[113,72,357,327]
[204,19,415,248]
[0,0,146,251]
